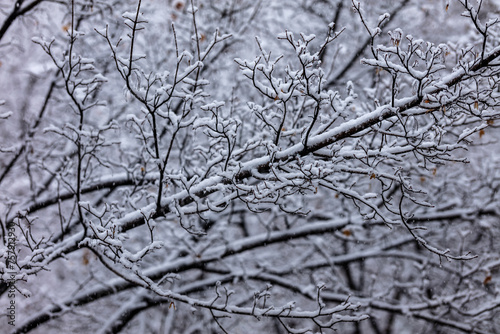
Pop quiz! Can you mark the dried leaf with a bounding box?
[484,275,492,285]
[487,119,494,125]
[474,101,479,109]
[174,1,184,10]
[342,229,352,236]
[82,251,90,265]
[370,173,376,179]
[479,129,485,138]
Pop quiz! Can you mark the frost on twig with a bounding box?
[3,0,500,333]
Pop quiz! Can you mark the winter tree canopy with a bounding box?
[2,0,500,333]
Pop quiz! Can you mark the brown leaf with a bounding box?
[82,250,90,265]
[342,229,352,236]
[174,1,184,10]
[479,129,485,138]
[484,275,492,285]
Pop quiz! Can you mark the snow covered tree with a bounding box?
[2,0,500,333]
